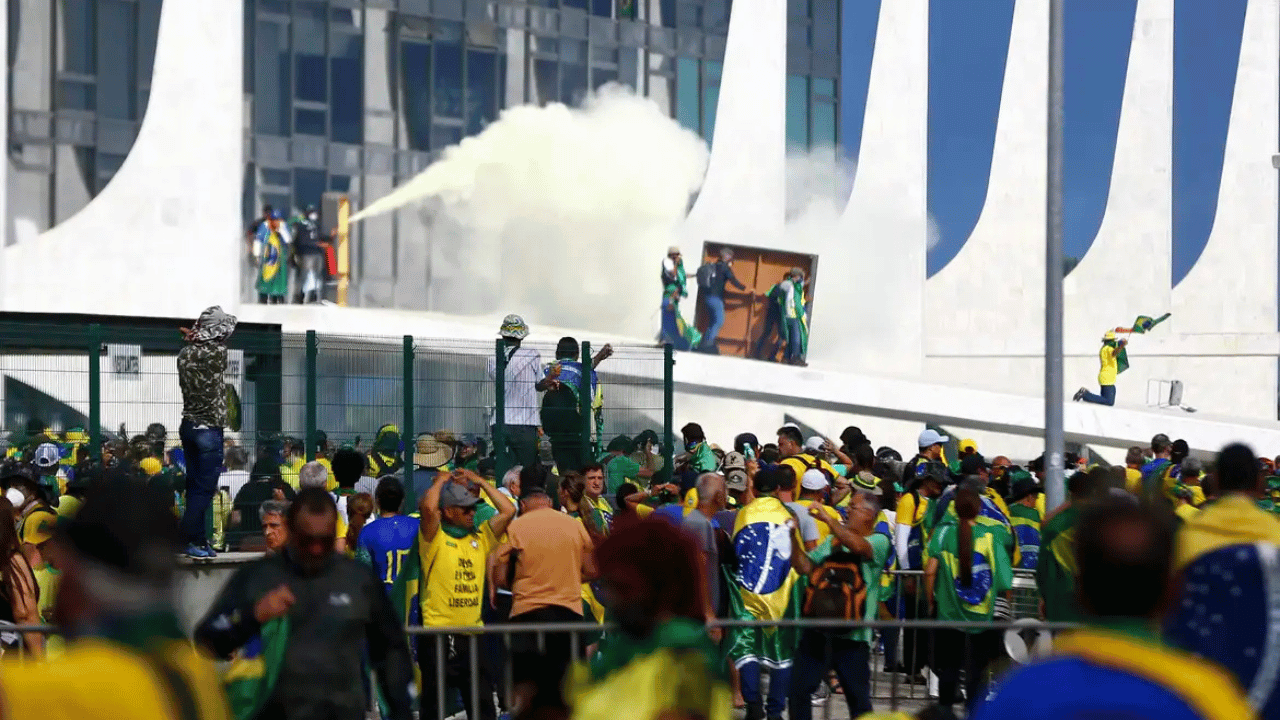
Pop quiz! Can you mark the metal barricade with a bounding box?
[405,613,1076,719]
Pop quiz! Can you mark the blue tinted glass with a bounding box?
[254,20,291,135]
[330,34,363,143]
[812,0,837,53]
[400,41,431,150]
[296,54,327,102]
[294,168,327,212]
[98,0,135,119]
[58,80,95,111]
[676,56,700,133]
[811,76,834,98]
[565,0,589,9]
[330,174,352,192]
[701,60,721,142]
[811,99,836,148]
[788,0,809,20]
[592,66,618,90]
[534,58,558,104]
[592,0,613,17]
[295,107,326,136]
[660,0,676,27]
[787,22,809,52]
[677,2,699,26]
[431,123,463,148]
[786,74,808,148]
[434,39,464,118]
[62,0,95,74]
[562,62,588,105]
[467,50,498,135]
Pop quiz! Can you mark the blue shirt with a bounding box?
[974,657,1207,720]
[357,514,419,589]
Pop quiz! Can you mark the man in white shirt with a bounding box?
[486,314,542,471]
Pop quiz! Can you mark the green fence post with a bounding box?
[579,341,592,463]
[403,335,414,479]
[87,324,101,460]
[663,343,674,482]
[305,330,318,462]
[494,339,508,480]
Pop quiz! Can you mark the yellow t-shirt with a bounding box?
[780,455,839,496]
[419,523,499,627]
[1098,345,1119,386]
[1125,467,1142,495]
[280,457,304,491]
[1175,503,1201,522]
[0,638,230,720]
[635,504,654,518]
[794,499,841,544]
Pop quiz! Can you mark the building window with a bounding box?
[676,56,700,133]
[786,74,808,149]
[701,59,721,142]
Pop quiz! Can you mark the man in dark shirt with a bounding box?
[197,488,413,720]
[177,306,236,560]
[290,205,327,304]
[698,248,748,353]
[232,457,297,548]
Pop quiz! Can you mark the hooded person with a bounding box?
[177,306,237,561]
[367,424,404,478]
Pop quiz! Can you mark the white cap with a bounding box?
[33,443,61,469]
[801,469,829,491]
[918,429,949,448]
[804,436,826,453]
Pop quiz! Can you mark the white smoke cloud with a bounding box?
[351,84,709,337]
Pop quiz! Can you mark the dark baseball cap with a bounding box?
[440,483,480,509]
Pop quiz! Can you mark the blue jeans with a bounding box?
[784,318,803,362]
[739,660,790,716]
[702,294,725,348]
[788,633,872,720]
[1081,384,1116,406]
[179,419,224,546]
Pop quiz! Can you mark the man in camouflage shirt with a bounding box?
[178,306,237,559]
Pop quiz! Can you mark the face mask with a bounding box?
[5,487,26,507]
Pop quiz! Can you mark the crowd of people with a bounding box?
[2,306,1280,720]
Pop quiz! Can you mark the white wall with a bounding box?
[1,1,243,319]
[822,0,927,377]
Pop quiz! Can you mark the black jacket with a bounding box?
[195,549,413,720]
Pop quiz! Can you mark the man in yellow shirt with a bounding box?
[776,425,837,502]
[417,470,516,720]
[1074,330,1126,405]
[1175,443,1280,570]
[2,478,231,720]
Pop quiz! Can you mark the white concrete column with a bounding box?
[925,0,1048,352]
[2,0,243,317]
[818,0,927,375]
[680,0,787,253]
[1064,0,1172,341]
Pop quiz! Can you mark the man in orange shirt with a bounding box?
[491,487,598,715]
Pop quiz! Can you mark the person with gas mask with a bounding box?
[290,205,327,305]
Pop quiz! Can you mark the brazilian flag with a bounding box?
[224,618,290,720]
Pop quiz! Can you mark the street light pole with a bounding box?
[1045,0,1067,510]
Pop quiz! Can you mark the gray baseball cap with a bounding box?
[440,482,480,509]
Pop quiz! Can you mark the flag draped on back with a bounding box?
[388,538,424,693]
[731,497,799,622]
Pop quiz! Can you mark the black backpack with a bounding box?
[802,550,867,622]
[696,263,716,290]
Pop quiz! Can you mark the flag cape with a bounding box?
[223,617,290,720]
[388,536,424,695]
[726,497,802,668]
[770,281,810,353]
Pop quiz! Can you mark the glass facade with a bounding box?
[7,0,164,234]
[6,0,839,302]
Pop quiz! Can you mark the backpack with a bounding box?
[695,263,716,290]
[802,550,867,622]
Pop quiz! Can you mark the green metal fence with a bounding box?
[0,313,675,547]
